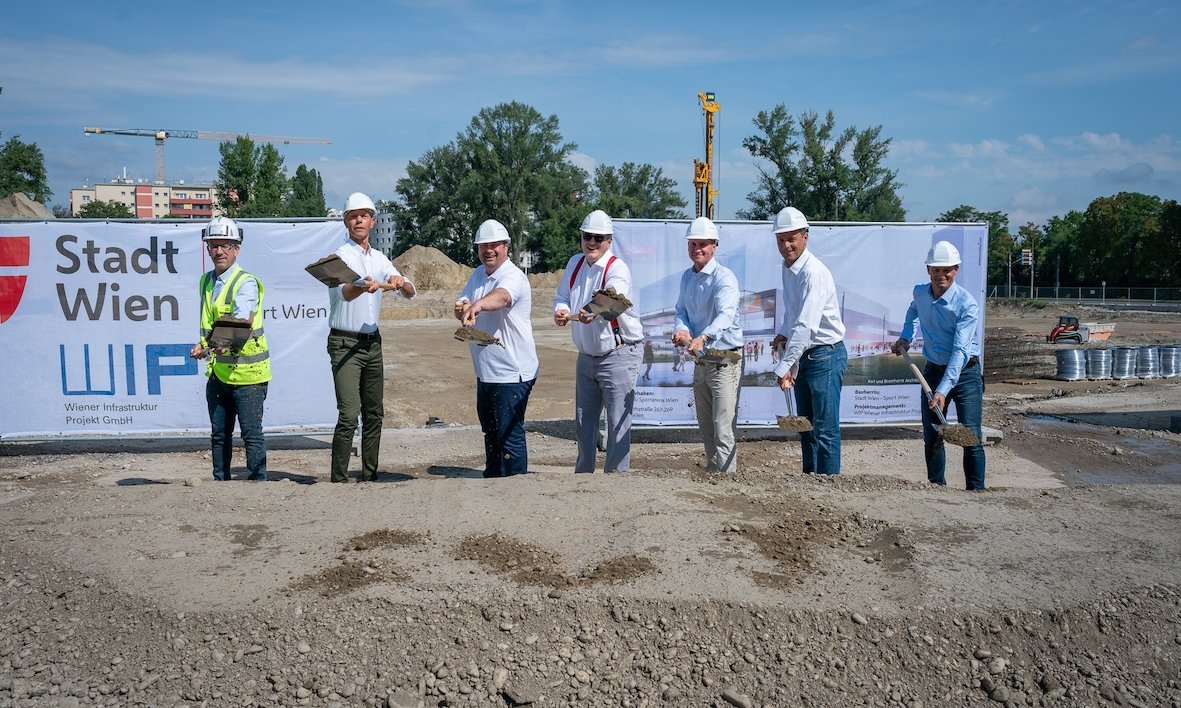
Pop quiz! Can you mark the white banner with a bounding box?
[1,219,986,438]
[610,220,988,426]
[0,220,345,439]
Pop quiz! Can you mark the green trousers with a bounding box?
[328,334,384,482]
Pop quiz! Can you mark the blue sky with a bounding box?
[2,0,1178,229]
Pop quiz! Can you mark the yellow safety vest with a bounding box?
[198,268,271,385]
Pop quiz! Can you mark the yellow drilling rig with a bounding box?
[692,91,720,219]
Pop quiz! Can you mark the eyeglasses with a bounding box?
[207,243,238,252]
[582,233,610,243]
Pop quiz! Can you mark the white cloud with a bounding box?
[889,139,935,162]
[1018,134,1045,152]
[568,152,598,176]
[913,90,997,110]
[314,157,410,207]
[1009,186,1058,210]
[1127,36,1160,51]
[1094,162,1154,183]
[0,39,460,104]
[948,139,1010,159]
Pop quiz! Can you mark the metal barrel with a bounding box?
[1055,348,1086,381]
[1111,347,1138,380]
[1085,348,1112,380]
[1136,346,1160,379]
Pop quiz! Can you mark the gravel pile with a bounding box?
[2,544,1179,707]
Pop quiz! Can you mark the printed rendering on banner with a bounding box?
[609,221,987,427]
[0,220,347,438]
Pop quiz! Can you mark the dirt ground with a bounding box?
[2,297,1180,708]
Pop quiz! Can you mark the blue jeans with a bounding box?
[206,376,267,481]
[794,341,847,475]
[477,378,535,477]
[923,362,986,490]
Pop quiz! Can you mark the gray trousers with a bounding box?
[693,357,744,473]
[575,344,641,473]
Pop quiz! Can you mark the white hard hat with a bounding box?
[343,192,376,215]
[685,216,719,241]
[580,209,613,235]
[474,219,510,245]
[926,240,961,267]
[202,216,243,243]
[773,206,809,233]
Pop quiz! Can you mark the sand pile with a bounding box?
[394,245,473,292]
[527,270,564,291]
[0,193,53,218]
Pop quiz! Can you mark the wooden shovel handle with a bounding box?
[901,349,949,426]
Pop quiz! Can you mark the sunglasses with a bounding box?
[582,233,610,243]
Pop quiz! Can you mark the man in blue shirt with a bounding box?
[673,217,745,473]
[891,240,986,490]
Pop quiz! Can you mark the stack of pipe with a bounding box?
[1055,348,1086,381]
[1085,348,1113,380]
[1112,347,1138,380]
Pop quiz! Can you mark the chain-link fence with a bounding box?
[989,285,1181,302]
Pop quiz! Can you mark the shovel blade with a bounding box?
[776,415,813,433]
[936,423,980,447]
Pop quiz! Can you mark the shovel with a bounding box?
[901,349,981,447]
[776,388,812,433]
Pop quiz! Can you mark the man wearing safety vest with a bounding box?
[189,216,270,481]
[553,209,643,474]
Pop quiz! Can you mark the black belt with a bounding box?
[930,356,979,370]
[330,328,380,342]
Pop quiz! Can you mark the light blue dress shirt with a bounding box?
[674,258,744,350]
[900,280,981,397]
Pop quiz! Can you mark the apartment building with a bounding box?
[69,179,220,219]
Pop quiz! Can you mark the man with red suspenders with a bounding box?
[553,210,643,474]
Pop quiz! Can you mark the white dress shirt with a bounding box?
[327,239,414,334]
[774,248,845,377]
[553,249,643,355]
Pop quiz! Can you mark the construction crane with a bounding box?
[692,91,720,219]
[82,127,332,183]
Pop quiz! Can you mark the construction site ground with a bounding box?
[2,293,1180,708]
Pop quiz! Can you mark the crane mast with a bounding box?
[83,127,331,183]
[692,91,720,219]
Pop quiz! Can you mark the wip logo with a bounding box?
[0,236,30,324]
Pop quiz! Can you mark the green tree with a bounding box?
[215,137,288,217]
[51,204,71,219]
[1076,192,1162,286]
[286,164,326,217]
[391,143,479,265]
[1017,222,1042,286]
[241,144,287,217]
[392,102,589,270]
[738,106,904,222]
[937,205,1012,289]
[0,134,52,203]
[78,199,134,218]
[1041,210,1084,288]
[1155,200,1181,285]
[588,162,688,220]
